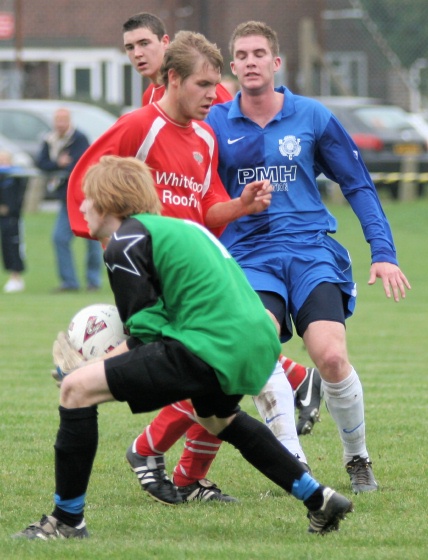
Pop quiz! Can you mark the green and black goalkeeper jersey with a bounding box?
[104,214,280,396]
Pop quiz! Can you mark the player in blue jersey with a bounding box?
[206,21,411,494]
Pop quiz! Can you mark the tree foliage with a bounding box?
[360,0,428,68]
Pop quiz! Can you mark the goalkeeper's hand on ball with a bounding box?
[52,331,86,385]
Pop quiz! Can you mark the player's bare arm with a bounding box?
[205,179,272,228]
[368,262,411,302]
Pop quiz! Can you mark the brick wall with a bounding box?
[15,0,322,90]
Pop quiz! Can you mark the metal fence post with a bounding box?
[398,156,418,201]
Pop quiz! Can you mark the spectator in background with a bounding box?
[36,108,102,292]
[0,150,27,293]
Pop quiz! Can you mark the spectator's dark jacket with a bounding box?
[36,128,89,202]
[0,166,28,217]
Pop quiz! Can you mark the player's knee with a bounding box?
[196,414,234,436]
[316,349,349,381]
[60,374,87,408]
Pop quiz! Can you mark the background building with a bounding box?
[0,0,423,111]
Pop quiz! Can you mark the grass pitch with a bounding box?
[1,197,427,559]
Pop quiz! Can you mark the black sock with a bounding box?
[303,488,324,511]
[217,411,309,494]
[52,507,85,528]
[53,405,98,526]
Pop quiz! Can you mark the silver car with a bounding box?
[0,99,117,160]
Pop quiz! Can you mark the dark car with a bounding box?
[316,97,428,197]
[0,99,117,160]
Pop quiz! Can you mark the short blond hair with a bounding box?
[160,30,223,86]
[83,156,162,218]
[229,21,279,58]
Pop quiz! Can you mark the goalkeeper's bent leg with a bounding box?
[217,410,323,509]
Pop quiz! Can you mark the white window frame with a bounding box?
[0,47,131,105]
[322,51,368,97]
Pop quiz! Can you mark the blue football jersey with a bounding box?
[206,86,397,265]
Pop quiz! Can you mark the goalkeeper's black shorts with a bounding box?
[105,337,241,418]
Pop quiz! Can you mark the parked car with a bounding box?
[407,112,428,147]
[316,97,428,196]
[0,100,118,209]
[0,99,117,160]
[0,132,34,168]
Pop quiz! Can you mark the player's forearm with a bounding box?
[204,198,249,228]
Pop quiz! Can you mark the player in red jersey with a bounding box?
[67,38,269,239]
[68,101,250,238]
[68,18,321,504]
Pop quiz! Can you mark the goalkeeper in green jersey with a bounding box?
[14,156,352,540]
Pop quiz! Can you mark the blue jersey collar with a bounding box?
[228,85,296,121]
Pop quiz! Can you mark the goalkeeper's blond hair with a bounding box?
[83,156,162,218]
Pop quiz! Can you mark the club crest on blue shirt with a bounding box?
[279,136,301,160]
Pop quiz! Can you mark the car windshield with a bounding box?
[0,110,50,143]
[353,107,415,132]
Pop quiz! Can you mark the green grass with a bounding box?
[1,198,427,559]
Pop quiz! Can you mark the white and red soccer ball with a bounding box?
[68,304,129,359]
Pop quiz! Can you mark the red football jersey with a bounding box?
[68,103,230,238]
[142,82,232,106]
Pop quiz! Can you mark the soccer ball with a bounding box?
[68,304,129,359]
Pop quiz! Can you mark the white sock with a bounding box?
[322,367,369,464]
[253,360,307,463]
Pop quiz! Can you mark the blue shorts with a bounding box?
[231,232,357,341]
